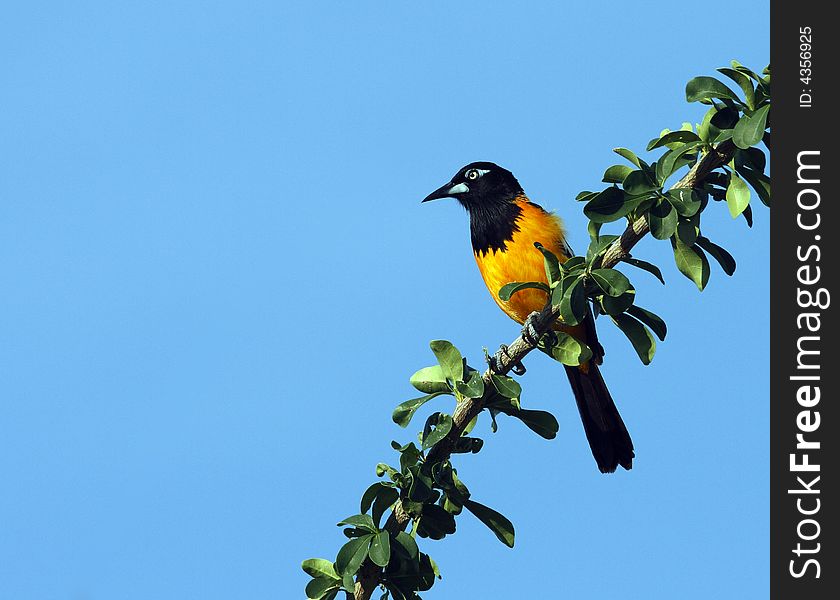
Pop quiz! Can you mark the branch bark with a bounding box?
[353,140,736,600]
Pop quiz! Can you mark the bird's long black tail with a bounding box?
[564,363,634,473]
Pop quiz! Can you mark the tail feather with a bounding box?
[564,363,634,473]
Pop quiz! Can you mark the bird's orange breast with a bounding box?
[474,198,570,325]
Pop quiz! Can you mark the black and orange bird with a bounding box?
[423,162,634,473]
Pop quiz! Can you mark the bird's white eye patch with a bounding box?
[465,168,490,181]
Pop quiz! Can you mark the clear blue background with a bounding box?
[1,2,769,598]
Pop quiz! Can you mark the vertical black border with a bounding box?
[771,2,836,597]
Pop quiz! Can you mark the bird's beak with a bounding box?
[421,181,469,203]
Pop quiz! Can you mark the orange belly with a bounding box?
[474,199,570,325]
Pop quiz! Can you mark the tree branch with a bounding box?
[353,139,737,600]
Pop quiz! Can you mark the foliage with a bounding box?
[302,60,770,600]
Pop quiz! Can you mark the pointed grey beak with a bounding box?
[422,181,469,202]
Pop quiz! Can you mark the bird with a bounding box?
[422,161,634,473]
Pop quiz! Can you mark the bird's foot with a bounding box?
[488,344,527,376]
[521,312,544,346]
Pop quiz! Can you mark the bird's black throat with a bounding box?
[465,199,523,256]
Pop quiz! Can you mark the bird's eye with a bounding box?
[466,169,479,180]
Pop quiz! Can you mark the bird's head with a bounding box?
[422,161,523,211]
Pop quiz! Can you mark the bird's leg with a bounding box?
[488,344,527,376]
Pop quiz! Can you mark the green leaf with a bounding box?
[305,576,340,600]
[590,268,631,297]
[742,203,754,228]
[657,141,704,182]
[371,487,399,528]
[602,164,633,183]
[621,257,665,284]
[587,220,602,241]
[714,129,735,144]
[397,442,422,473]
[647,130,701,151]
[428,553,442,580]
[490,374,521,399]
[393,531,419,560]
[416,553,439,592]
[421,412,453,450]
[586,234,619,263]
[610,313,656,365]
[433,462,471,504]
[368,531,391,567]
[696,106,716,142]
[583,187,634,224]
[717,67,756,109]
[733,104,770,149]
[726,172,751,218]
[695,236,736,276]
[409,365,450,394]
[361,483,386,514]
[342,527,369,538]
[555,275,587,326]
[698,105,739,143]
[666,189,702,217]
[542,332,593,366]
[736,165,770,207]
[598,289,635,316]
[452,436,484,454]
[676,217,698,246]
[375,463,398,479]
[429,340,463,382]
[685,76,742,103]
[488,408,499,433]
[498,281,551,302]
[392,392,447,428]
[463,500,515,548]
[622,170,659,195]
[455,369,485,399]
[335,534,373,577]
[514,408,560,439]
[735,147,767,172]
[302,558,340,581]
[613,147,642,167]
[731,60,762,82]
[534,243,562,284]
[576,190,598,202]
[416,504,457,540]
[561,255,586,272]
[710,105,741,129]
[626,305,667,341]
[337,514,377,533]
[671,238,710,291]
[461,413,479,436]
[646,200,678,240]
[407,468,435,502]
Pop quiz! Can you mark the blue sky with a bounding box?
[1,2,769,598]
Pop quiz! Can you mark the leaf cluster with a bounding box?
[303,340,552,599]
[508,61,770,365]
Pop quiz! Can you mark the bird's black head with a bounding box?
[423,162,526,255]
[421,161,524,210]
